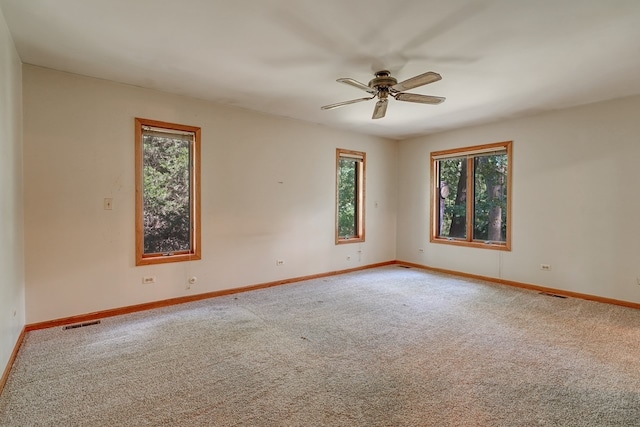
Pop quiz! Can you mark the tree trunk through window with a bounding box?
[486,176,503,242]
[449,159,467,238]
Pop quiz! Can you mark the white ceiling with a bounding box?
[2,0,640,140]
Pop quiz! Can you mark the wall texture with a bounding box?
[22,65,398,324]
[0,7,25,372]
[18,63,640,325]
[397,95,640,303]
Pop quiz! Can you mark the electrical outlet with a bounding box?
[142,276,156,284]
[418,248,424,253]
[276,260,284,266]
[540,264,551,271]
[346,256,351,261]
[104,198,113,210]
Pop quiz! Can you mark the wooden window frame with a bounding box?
[430,141,512,251]
[336,148,366,244]
[135,118,201,266]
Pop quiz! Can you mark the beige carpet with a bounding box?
[1,266,640,426]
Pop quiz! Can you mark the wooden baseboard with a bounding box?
[0,327,26,397]
[26,261,396,331]
[25,259,639,332]
[396,260,640,310]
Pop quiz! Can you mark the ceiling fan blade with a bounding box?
[337,78,377,94]
[372,99,388,119]
[391,71,442,92]
[395,93,446,104]
[321,96,375,110]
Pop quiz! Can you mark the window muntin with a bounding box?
[336,149,365,244]
[432,141,511,250]
[135,118,201,265]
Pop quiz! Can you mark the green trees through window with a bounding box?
[336,149,365,244]
[143,133,191,254]
[135,118,201,265]
[338,157,357,238]
[474,154,508,242]
[432,141,511,250]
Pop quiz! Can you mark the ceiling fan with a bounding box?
[321,70,445,119]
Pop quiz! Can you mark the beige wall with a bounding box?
[22,65,398,324]
[397,95,640,303]
[0,7,24,370]
[17,62,640,325]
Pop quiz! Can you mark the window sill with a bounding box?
[336,237,365,245]
[430,237,510,251]
[136,252,201,266]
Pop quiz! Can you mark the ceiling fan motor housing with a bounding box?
[369,70,397,91]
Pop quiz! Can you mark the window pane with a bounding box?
[431,141,511,250]
[437,157,467,239]
[473,153,508,242]
[142,133,192,254]
[338,157,357,238]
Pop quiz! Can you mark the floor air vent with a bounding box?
[539,292,567,299]
[63,320,101,330]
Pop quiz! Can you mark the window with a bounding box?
[431,141,512,250]
[336,149,365,244]
[135,118,201,265]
